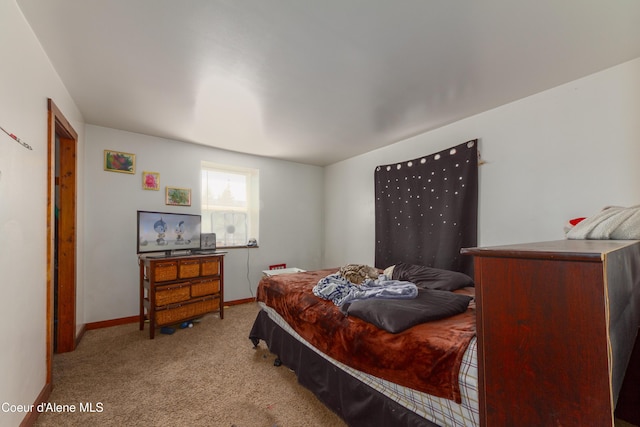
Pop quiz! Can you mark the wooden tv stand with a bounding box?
[139,252,225,339]
[462,240,640,427]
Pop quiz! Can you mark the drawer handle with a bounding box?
[157,283,189,291]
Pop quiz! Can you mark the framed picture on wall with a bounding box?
[166,186,191,206]
[104,149,135,174]
[142,171,160,190]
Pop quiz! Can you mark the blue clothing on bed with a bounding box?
[313,273,417,306]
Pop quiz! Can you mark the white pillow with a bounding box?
[383,265,395,278]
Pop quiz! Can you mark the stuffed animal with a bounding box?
[338,264,379,284]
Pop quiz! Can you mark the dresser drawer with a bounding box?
[179,259,201,278]
[191,278,220,297]
[155,297,219,325]
[148,261,178,282]
[155,282,190,306]
[200,257,220,276]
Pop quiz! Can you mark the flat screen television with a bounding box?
[137,210,201,256]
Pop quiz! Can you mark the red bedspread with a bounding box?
[257,268,476,403]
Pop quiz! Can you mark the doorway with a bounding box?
[46,99,78,384]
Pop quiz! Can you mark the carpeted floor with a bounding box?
[32,301,640,427]
[35,302,346,427]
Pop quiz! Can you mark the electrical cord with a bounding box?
[246,246,254,297]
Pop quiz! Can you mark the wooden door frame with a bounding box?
[46,99,78,383]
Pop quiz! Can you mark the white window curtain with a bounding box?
[201,162,259,247]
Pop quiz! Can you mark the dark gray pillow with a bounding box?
[391,262,474,291]
[341,289,473,334]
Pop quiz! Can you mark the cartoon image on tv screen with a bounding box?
[175,220,192,245]
[154,217,168,246]
[137,211,201,254]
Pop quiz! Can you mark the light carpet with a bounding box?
[35,302,346,427]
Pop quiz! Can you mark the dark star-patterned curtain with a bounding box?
[374,140,478,277]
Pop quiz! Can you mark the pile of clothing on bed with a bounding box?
[313,263,475,334]
[565,204,640,239]
[312,264,418,306]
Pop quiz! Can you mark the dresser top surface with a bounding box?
[139,251,227,262]
[461,239,640,261]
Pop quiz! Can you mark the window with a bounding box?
[201,162,259,247]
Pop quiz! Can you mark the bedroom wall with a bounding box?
[0,2,86,426]
[323,57,640,267]
[83,125,324,322]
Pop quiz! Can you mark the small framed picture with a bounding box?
[200,233,217,250]
[166,187,191,206]
[104,150,135,174]
[142,171,160,190]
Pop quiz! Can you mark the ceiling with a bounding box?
[17,0,640,166]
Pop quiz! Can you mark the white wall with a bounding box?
[3,1,639,422]
[83,125,324,322]
[0,2,85,426]
[324,57,640,267]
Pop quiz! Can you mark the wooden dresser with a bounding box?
[461,240,640,427]
[139,253,225,339]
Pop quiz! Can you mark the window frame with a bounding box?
[200,161,259,248]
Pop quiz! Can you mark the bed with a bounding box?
[249,264,479,427]
[249,142,479,426]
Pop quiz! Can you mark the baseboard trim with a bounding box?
[86,315,139,330]
[19,382,52,427]
[224,297,256,307]
[84,299,255,330]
